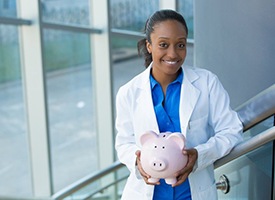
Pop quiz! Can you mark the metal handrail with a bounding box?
[52,84,275,199]
[214,126,275,168]
[83,175,129,199]
[51,161,124,200]
[4,128,275,200]
[237,84,275,131]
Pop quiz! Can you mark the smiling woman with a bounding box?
[146,20,187,89]
[115,9,243,200]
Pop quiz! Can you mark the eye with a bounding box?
[159,42,168,48]
[178,43,186,48]
[162,146,165,149]
[154,145,157,148]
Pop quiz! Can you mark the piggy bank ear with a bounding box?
[167,133,185,149]
[140,131,158,146]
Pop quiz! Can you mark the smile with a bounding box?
[163,60,178,65]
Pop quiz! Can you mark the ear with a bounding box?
[146,40,152,54]
[167,133,185,149]
[140,131,158,146]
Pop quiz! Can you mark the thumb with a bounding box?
[182,149,188,155]
[135,150,141,157]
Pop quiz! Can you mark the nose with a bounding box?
[167,46,178,58]
[150,159,166,171]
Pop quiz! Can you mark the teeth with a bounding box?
[165,61,177,64]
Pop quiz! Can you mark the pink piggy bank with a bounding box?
[140,131,188,185]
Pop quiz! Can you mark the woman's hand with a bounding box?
[172,148,198,187]
[135,150,160,185]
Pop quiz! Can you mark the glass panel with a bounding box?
[60,167,129,200]
[215,116,274,199]
[111,36,144,99]
[215,142,273,200]
[116,165,129,198]
[42,29,98,192]
[110,0,159,32]
[243,116,274,141]
[0,25,32,196]
[177,0,194,39]
[111,37,144,148]
[0,0,17,17]
[41,0,90,26]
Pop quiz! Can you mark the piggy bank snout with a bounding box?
[149,158,167,171]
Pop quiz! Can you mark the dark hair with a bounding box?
[137,9,188,68]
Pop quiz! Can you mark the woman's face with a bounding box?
[146,20,187,80]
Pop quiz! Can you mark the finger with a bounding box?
[140,168,150,178]
[147,181,160,185]
[174,167,187,177]
[135,152,151,179]
[172,173,189,187]
[174,161,192,177]
[143,177,160,185]
[135,150,141,158]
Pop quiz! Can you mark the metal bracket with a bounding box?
[216,174,230,194]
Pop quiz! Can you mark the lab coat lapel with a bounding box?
[180,67,200,137]
[136,67,159,133]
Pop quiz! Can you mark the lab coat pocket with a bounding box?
[187,115,210,146]
[188,115,208,132]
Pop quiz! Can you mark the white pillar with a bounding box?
[159,0,176,10]
[18,0,52,197]
[90,0,114,169]
[89,1,116,198]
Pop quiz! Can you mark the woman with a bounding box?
[115,9,243,200]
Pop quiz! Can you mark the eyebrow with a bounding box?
[158,36,187,40]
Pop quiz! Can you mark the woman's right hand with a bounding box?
[135,150,160,185]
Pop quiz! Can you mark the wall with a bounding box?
[194,0,275,108]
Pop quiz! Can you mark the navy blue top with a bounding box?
[150,68,192,200]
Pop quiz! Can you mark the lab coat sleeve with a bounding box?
[194,74,243,171]
[115,86,142,178]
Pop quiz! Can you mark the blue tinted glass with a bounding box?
[215,142,273,199]
[0,24,32,197]
[0,0,17,17]
[243,116,274,141]
[110,0,159,32]
[43,29,98,192]
[41,0,90,26]
[177,0,194,39]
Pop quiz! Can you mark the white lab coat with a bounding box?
[115,64,243,200]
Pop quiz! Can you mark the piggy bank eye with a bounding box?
[162,146,165,149]
[154,145,157,148]
[162,135,166,138]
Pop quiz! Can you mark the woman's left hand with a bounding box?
[172,148,198,187]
